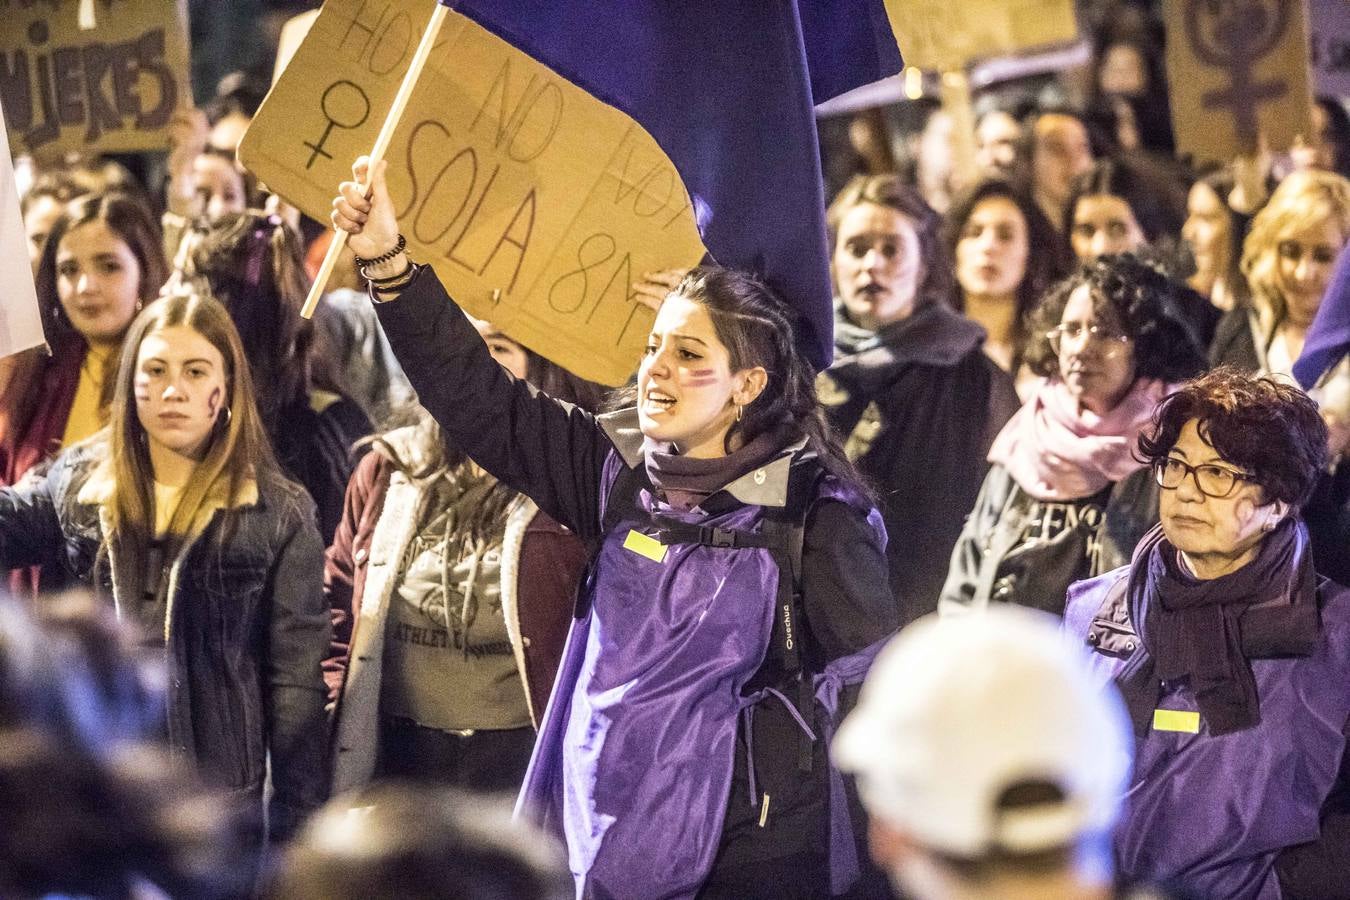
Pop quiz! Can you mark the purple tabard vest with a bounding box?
[1063,570,1350,900]
[518,451,881,899]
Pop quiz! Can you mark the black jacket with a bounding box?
[940,464,1160,617]
[0,440,331,841]
[822,304,1018,624]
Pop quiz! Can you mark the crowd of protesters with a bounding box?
[4,1,1350,898]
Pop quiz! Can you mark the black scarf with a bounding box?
[832,298,985,367]
[644,425,794,510]
[1117,520,1321,736]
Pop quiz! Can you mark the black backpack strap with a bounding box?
[652,520,773,550]
[762,458,824,772]
[597,462,651,546]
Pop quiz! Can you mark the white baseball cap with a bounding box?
[832,607,1133,860]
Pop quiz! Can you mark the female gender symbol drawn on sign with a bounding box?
[1184,0,1291,145]
[304,80,371,169]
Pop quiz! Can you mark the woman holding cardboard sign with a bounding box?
[331,157,897,899]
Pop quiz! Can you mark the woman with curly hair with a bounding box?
[941,254,1208,616]
[1063,369,1350,898]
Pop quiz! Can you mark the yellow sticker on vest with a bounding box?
[1153,709,1200,733]
[623,529,667,563]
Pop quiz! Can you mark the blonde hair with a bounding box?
[97,289,277,589]
[1241,169,1350,335]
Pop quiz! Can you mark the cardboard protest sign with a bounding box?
[0,0,190,161]
[1164,0,1314,164]
[239,0,706,386]
[272,9,319,85]
[0,99,47,358]
[884,0,1078,70]
[1309,0,1350,98]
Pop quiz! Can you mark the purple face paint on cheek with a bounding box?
[683,368,719,387]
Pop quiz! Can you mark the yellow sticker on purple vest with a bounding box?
[623,529,667,563]
[1152,709,1201,733]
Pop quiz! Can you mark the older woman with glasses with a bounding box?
[1063,369,1350,899]
[941,254,1208,616]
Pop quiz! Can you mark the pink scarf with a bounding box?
[988,377,1170,501]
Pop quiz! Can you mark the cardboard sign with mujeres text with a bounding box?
[0,0,191,161]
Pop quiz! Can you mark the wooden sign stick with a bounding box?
[301,1,451,319]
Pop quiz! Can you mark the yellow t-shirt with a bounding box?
[153,480,183,537]
[61,343,113,448]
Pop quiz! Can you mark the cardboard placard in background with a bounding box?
[1309,0,1350,98]
[884,0,1078,70]
[239,0,706,386]
[0,99,47,359]
[0,0,190,161]
[1165,0,1314,164]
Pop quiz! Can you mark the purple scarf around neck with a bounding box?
[644,426,794,510]
[1116,519,1321,736]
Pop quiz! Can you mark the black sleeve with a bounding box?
[373,268,612,540]
[799,499,899,665]
[0,472,69,572]
[263,507,333,842]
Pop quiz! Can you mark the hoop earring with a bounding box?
[218,405,233,428]
[735,404,743,423]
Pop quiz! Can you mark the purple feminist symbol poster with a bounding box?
[1165,0,1315,164]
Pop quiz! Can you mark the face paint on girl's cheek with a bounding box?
[683,368,719,387]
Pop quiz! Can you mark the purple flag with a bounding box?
[1294,249,1350,389]
[444,0,903,370]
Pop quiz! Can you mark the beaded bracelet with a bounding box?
[353,233,406,270]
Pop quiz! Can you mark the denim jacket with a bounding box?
[0,438,331,841]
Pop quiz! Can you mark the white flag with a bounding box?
[0,99,45,360]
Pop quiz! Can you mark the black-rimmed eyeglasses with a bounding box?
[1153,457,1256,499]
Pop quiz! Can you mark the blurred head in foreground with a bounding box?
[268,785,570,900]
[833,606,1133,900]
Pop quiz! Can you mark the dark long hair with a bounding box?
[183,212,315,432]
[612,266,869,492]
[942,177,1071,359]
[1063,158,1186,257]
[4,192,168,453]
[34,191,168,347]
